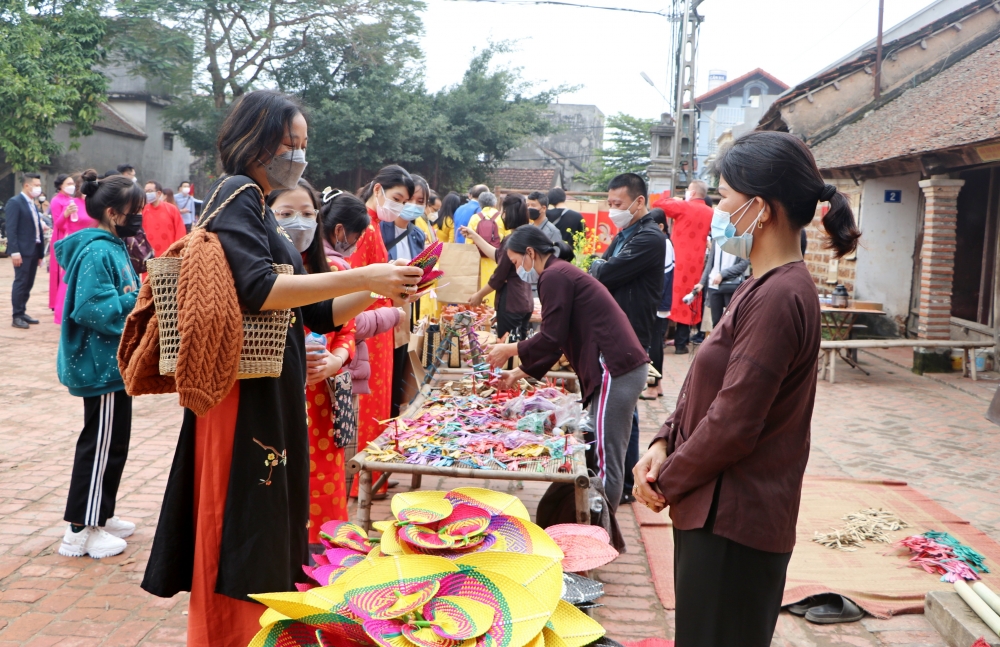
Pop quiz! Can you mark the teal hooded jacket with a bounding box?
[55,228,140,397]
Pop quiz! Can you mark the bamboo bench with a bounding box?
[819,339,994,384]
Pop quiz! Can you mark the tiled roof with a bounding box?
[812,35,1000,170]
[488,168,558,191]
[93,103,146,139]
[694,68,788,105]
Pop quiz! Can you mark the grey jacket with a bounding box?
[700,240,749,292]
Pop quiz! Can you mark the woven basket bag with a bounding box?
[146,179,293,379]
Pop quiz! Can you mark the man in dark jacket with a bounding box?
[590,172,665,503]
[7,172,47,329]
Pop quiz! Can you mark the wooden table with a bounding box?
[820,305,886,375]
[347,384,592,531]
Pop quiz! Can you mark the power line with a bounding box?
[442,0,682,18]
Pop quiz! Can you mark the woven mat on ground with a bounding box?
[633,476,1000,619]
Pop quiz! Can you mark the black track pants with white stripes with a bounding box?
[64,390,132,527]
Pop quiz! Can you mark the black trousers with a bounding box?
[65,390,132,526]
[649,316,669,386]
[708,289,735,328]
[495,288,530,341]
[11,243,43,318]
[673,523,791,647]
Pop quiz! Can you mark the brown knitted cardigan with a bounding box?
[118,183,253,415]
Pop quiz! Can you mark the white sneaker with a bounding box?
[102,516,135,539]
[58,525,127,559]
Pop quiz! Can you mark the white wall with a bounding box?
[854,173,922,319]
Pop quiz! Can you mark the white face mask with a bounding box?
[145,192,158,203]
[180,186,190,195]
[376,187,405,223]
[277,212,318,252]
[29,186,42,198]
[62,184,76,196]
[608,196,639,230]
[710,198,763,260]
[334,230,358,257]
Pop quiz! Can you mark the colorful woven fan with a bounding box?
[338,554,553,647]
[410,241,444,288]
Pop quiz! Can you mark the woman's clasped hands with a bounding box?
[632,439,669,513]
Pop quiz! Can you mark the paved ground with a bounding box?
[1,257,997,646]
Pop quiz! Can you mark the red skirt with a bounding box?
[186,382,263,647]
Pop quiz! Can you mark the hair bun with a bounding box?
[819,184,837,202]
[80,169,100,197]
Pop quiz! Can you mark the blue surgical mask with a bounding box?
[516,254,539,283]
[711,198,763,260]
[400,203,424,221]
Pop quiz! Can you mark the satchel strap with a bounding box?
[183,177,264,256]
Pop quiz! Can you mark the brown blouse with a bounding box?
[653,262,820,553]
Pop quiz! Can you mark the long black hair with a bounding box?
[80,168,145,228]
[438,191,461,232]
[357,165,415,203]
[217,90,304,176]
[506,225,574,262]
[500,193,529,232]
[320,190,371,247]
[266,178,327,274]
[410,174,430,206]
[715,131,860,257]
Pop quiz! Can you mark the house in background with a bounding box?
[0,61,194,205]
[757,0,1000,355]
[487,168,559,193]
[694,68,788,181]
[502,104,605,192]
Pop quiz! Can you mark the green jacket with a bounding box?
[55,228,140,397]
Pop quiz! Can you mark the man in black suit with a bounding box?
[7,173,48,329]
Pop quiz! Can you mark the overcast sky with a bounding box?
[419,0,939,120]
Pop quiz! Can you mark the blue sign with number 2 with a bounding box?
[884,190,902,203]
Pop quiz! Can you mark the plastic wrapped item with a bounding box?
[306,331,326,354]
[517,411,554,434]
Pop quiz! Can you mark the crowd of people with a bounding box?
[5,87,861,647]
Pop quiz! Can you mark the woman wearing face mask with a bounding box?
[461,193,531,340]
[348,164,415,497]
[141,180,186,257]
[632,131,861,647]
[414,188,440,246]
[268,180,357,553]
[54,169,143,560]
[486,226,649,514]
[140,91,422,647]
[321,189,402,448]
[49,173,96,324]
[435,191,461,243]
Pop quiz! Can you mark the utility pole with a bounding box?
[874,0,885,100]
[669,0,701,196]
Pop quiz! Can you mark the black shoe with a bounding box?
[12,317,29,329]
[674,346,689,355]
[804,595,864,624]
[786,593,839,617]
[620,492,636,505]
[691,332,705,344]
[21,314,39,324]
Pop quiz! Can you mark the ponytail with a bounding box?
[716,130,861,259]
[821,190,862,258]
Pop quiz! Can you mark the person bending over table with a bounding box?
[486,226,648,513]
[632,130,861,647]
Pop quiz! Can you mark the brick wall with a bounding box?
[806,179,859,295]
[916,177,964,339]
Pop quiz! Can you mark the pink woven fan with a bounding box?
[545,524,610,544]
[545,525,619,572]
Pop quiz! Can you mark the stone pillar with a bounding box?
[914,176,964,371]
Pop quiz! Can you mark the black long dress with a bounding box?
[141,176,337,600]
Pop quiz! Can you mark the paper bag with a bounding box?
[435,243,480,304]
